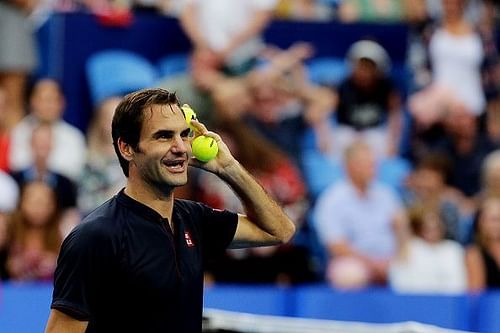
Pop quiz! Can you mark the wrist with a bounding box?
[218,160,246,183]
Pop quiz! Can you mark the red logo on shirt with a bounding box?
[184,231,195,247]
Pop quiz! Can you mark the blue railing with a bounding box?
[2,283,500,332]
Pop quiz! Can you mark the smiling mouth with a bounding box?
[163,159,186,172]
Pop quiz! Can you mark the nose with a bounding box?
[171,135,189,154]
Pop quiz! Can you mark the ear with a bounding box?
[117,137,134,161]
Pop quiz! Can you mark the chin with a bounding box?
[169,175,188,187]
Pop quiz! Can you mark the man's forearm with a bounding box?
[220,162,296,243]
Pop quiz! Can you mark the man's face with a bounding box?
[31,126,53,162]
[352,58,378,89]
[30,80,64,123]
[346,147,376,188]
[131,104,191,191]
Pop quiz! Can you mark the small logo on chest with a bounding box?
[184,231,195,247]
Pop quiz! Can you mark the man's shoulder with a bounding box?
[10,116,34,137]
[323,180,352,198]
[174,198,204,216]
[371,181,399,198]
[174,198,236,224]
[76,197,121,235]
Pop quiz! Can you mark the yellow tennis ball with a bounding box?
[181,104,197,131]
[192,136,218,162]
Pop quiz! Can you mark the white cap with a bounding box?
[0,171,19,213]
[346,40,391,73]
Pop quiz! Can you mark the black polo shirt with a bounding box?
[51,190,238,333]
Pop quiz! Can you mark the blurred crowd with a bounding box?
[0,0,499,296]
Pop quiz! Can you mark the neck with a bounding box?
[34,159,48,175]
[125,177,175,220]
[24,227,46,251]
[352,180,369,196]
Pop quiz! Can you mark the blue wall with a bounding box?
[2,283,500,332]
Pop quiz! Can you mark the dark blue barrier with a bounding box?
[204,285,293,316]
[293,285,472,331]
[36,13,408,133]
[477,291,500,333]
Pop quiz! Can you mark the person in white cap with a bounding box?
[330,39,402,159]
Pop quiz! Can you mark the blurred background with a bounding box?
[0,0,499,332]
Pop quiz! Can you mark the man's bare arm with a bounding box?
[221,162,296,248]
[189,121,296,248]
[45,309,88,333]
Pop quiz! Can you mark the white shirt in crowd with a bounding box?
[9,115,86,182]
[184,0,277,66]
[314,179,403,260]
[429,28,485,115]
[0,170,19,213]
[389,238,467,294]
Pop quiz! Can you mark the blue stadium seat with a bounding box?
[306,57,348,87]
[156,53,189,78]
[301,149,344,199]
[86,50,158,105]
[378,156,412,195]
[300,117,411,200]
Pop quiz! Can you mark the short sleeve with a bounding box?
[51,221,115,321]
[313,186,346,246]
[198,203,238,259]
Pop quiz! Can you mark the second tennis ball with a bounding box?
[181,104,197,131]
[192,136,218,162]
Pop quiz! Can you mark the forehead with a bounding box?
[34,80,61,97]
[140,103,186,135]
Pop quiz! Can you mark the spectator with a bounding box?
[197,118,315,285]
[0,170,19,217]
[78,97,126,216]
[389,204,467,294]
[465,197,500,292]
[214,43,335,165]
[5,181,63,282]
[0,170,20,280]
[179,0,277,77]
[403,153,467,242]
[435,104,498,198]
[274,0,334,21]
[480,150,500,201]
[330,39,402,159]
[10,123,78,211]
[337,0,406,23]
[0,0,38,128]
[409,0,486,128]
[0,87,11,171]
[314,141,404,289]
[9,78,87,182]
[486,98,500,144]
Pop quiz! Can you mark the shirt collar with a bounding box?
[116,189,170,225]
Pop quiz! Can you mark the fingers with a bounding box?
[190,119,221,142]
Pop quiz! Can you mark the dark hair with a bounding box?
[111,88,180,177]
[416,153,452,183]
[407,204,443,237]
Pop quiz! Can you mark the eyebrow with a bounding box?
[152,128,191,139]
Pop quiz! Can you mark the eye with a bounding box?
[181,128,191,139]
[154,131,174,140]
